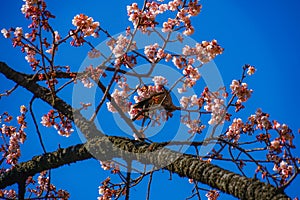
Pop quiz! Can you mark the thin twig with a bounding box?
[29,97,47,153]
[146,171,154,200]
[125,162,132,200]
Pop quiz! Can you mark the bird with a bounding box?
[131,85,180,121]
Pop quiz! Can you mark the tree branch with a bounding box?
[0,136,290,200]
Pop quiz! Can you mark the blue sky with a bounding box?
[0,0,300,199]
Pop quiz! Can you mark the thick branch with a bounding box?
[0,136,290,200]
[0,143,91,189]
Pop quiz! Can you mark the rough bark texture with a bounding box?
[0,143,91,189]
[0,62,291,199]
[0,136,290,200]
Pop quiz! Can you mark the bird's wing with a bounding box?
[132,91,165,109]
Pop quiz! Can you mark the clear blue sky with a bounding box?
[0,0,299,199]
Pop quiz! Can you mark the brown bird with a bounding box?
[131,86,180,121]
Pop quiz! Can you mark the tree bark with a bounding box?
[0,136,290,200]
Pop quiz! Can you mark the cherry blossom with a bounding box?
[144,43,167,62]
[24,46,39,68]
[168,0,182,11]
[0,189,16,199]
[0,106,27,166]
[77,65,106,88]
[106,89,131,113]
[203,92,226,125]
[162,18,180,33]
[14,27,23,39]
[127,2,166,32]
[272,160,294,184]
[108,34,136,59]
[247,65,256,75]
[72,14,100,37]
[88,48,101,58]
[41,110,74,137]
[152,76,167,86]
[1,28,10,38]
[181,117,206,134]
[180,95,201,109]
[26,171,70,199]
[230,80,253,102]
[187,0,202,16]
[225,118,243,143]
[182,40,224,63]
[206,190,220,200]
[100,161,120,174]
[21,0,39,15]
[97,177,120,200]
[54,31,60,43]
[183,65,201,81]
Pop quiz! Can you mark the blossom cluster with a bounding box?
[0,189,16,199]
[70,14,100,46]
[144,43,166,63]
[230,80,253,103]
[24,46,39,70]
[241,109,297,184]
[106,76,133,115]
[177,77,197,93]
[72,14,100,37]
[127,2,167,32]
[183,64,201,81]
[1,27,24,48]
[180,95,202,109]
[165,0,202,35]
[132,83,165,105]
[206,190,220,200]
[78,65,106,88]
[273,160,294,184]
[250,109,295,151]
[1,27,24,40]
[0,105,27,166]
[171,40,223,93]
[100,161,120,174]
[202,88,226,125]
[127,0,202,35]
[179,87,227,133]
[1,1,58,70]
[225,118,244,143]
[41,110,74,137]
[107,89,131,113]
[88,48,101,58]
[179,91,220,134]
[182,40,224,63]
[27,171,70,199]
[181,117,206,134]
[21,0,55,28]
[98,177,119,200]
[106,34,137,61]
[172,58,201,93]
[152,75,168,86]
